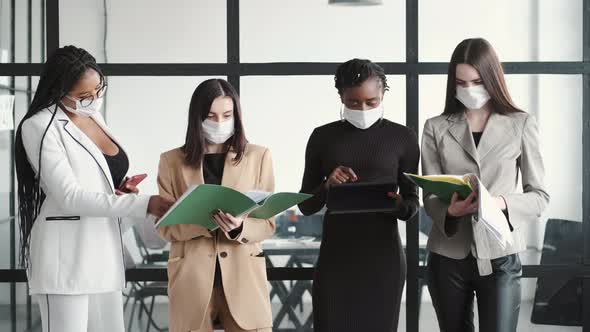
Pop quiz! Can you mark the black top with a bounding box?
[472,131,483,147]
[203,153,226,288]
[103,142,129,189]
[298,119,420,219]
[203,153,226,185]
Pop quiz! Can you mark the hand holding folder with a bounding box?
[404,173,474,203]
[155,184,312,230]
[405,173,513,249]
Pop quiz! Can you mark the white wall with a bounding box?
[419,0,582,61]
[240,0,406,62]
[60,0,226,63]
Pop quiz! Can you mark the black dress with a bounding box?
[298,119,420,332]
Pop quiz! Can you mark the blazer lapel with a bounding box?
[477,112,511,162]
[221,147,247,191]
[57,107,115,190]
[181,161,205,189]
[447,112,480,167]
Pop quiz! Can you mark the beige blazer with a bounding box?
[156,144,275,332]
[421,111,549,274]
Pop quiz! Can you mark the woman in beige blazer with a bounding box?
[421,38,549,332]
[157,79,275,332]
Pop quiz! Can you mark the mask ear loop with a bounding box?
[340,104,345,122]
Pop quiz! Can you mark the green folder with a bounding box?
[404,173,473,203]
[155,184,312,229]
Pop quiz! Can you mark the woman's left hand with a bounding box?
[388,192,403,210]
[115,178,140,195]
[213,210,244,233]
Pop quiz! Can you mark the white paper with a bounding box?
[245,190,271,203]
[0,95,15,131]
[476,178,513,249]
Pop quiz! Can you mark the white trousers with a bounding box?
[35,291,125,332]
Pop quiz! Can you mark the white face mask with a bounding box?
[202,117,235,144]
[455,85,491,110]
[341,104,383,130]
[63,95,103,117]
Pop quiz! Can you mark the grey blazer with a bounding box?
[421,111,550,275]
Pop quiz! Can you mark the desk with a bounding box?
[262,239,319,331]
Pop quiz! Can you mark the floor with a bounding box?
[0,300,581,332]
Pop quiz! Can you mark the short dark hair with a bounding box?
[183,79,247,167]
[334,58,389,95]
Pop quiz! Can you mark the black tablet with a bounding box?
[326,181,399,214]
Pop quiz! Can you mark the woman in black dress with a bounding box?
[298,59,420,332]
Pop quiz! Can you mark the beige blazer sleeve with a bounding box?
[501,114,550,230]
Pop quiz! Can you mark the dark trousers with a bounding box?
[427,252,522,332]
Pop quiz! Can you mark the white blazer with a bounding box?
[21,106,151,295]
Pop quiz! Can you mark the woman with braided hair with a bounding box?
[298,58,420,331]
[14,45,173,332]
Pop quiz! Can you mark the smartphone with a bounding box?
[119,173,148,192]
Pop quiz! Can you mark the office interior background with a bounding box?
[0,0,589,331]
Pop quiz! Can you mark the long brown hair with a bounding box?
[182,79,247,167]
[443,38,522,115]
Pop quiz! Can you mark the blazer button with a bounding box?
[242,238,249,243]
[220,252,228,258]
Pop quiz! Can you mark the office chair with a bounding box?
[125,224,169,332]
[531,218,582,326]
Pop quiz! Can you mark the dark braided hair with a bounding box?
[14,45,104,268]
[334,58,389,95]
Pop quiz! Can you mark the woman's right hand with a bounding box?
[147,195,175,218]
[324,166,358,189]
[447,191,478,218]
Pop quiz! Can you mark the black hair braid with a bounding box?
[334,58,389,95]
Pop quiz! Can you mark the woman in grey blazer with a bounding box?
[421,38,549,332]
